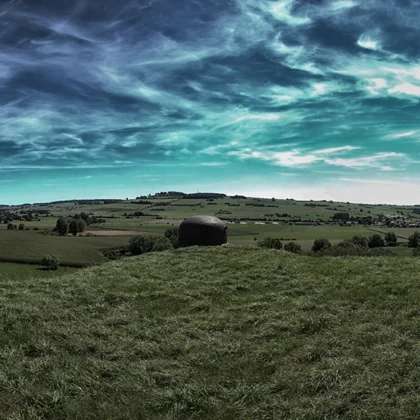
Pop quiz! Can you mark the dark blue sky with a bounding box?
[1,0,420,204]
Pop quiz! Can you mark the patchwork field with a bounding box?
[2,246,420,418]
[1,194,420,271]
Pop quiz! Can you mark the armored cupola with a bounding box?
[178,215,227,247]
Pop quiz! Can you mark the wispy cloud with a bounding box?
[1,0,420,203]
[357,33,381,50]
[229,145,406,171]
[383,131,417,140]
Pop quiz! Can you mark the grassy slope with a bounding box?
[2,247,420,418]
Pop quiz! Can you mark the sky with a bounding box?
[1,0,420,205]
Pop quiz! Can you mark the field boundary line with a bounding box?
[366,227,410,240]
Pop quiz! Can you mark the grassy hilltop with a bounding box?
[2,245,420,419]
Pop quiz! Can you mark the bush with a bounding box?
[318,243,367,257]
[314,242,396,257]
[41,254,60,270]
[18,223,25,231]
[151,236,173,252]
[368,248,396,256]
[408,232,420,248]
[129,235,172,256]
[368,234,385,249]
[258,237,282,250]
[346,235,369,248]
[164,227,179,248]
[103,247,129,260]
[385,232,398,246]
[312,238,331,252]
[284,242,302,254]
[413,247,420,256]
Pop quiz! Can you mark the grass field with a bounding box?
[0,230,136,266]
[2,195,420,273]
[3,246,420,418]
[0,262,77,279]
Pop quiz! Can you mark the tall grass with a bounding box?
[1,246,420,418]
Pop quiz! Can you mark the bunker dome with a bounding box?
[178,215,227,247]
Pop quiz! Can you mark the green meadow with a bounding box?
[0,230,133,266]
[1,194,419,271]
[2,246,420,418]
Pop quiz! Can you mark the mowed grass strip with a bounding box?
[2,246,420,418]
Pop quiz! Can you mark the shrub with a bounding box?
[151,236,173,252]
[368,234,385,248]
[385,231,398,246]
[346,235,369,248]
[312,238,331,252]
[319,243,367,257]
[413,247,420,256]
[368,248,396,256]
[164,227,179,248]
[129,235,172,256]
[313,241,397,257]
[18,223,25,231]
[258,237,283,250]
[41,254,60,270]
[103,247,129,260]
[408,232,420,248]
[284,242,302,254]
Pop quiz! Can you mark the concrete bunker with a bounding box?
[178,215,227,247]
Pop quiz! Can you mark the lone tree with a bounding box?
[56,216,69,236]
[312,238,331,252]
[68,218,86,236]
[368,234,385,248]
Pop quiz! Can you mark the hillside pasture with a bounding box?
[3,247,420,418]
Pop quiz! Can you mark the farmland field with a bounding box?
[0,230,136,266]
[1,194,420,269]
